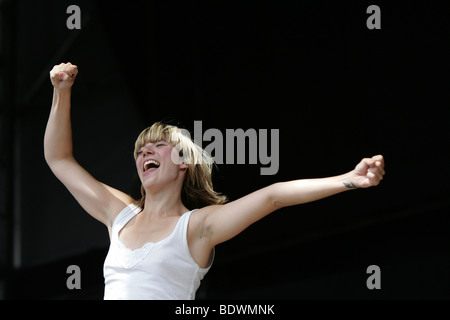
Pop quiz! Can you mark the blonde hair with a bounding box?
[134,122,227,209]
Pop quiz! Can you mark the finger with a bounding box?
[58,72,69,81]
[361,158,373,167]
[372,169,384,181]
[50,65,60,78]
[355,158,370,174]
[61,64,78,78]
[50,71,64,82]
[369,163,385,179]
[367,172,380,186]
[50,65,65,78]
[372,155,383,161]
[57,67,78,80]
[373,155,385,167]
[67,64,78,78]
[367,171,376,179]
[374,161,385,175]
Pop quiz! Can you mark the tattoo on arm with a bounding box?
[343,182,360,189]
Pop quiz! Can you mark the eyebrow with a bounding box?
[139,141,169,149]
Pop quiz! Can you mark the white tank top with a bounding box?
[103,203,214,300]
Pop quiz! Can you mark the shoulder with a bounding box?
[189,205,222,222]
[106,201,141,236]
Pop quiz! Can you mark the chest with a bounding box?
[118,215,180,251]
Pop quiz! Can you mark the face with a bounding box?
[135,141,188,192]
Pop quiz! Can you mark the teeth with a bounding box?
[144,160,160,171]
[144,160,160,166]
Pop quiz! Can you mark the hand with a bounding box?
[346,155,385,188]
[49,62,78,91]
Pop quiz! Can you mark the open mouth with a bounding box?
[143,159,160,173]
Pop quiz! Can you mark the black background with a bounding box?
[0,0,449,300]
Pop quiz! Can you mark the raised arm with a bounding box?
[44,63,134,229]
[201,155,385,246]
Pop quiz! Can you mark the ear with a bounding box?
[179,161,188,171]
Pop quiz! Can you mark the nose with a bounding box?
[142,148,155,156]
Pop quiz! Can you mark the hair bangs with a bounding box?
[134,122,182,160]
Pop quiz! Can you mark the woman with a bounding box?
[44,62,385,300]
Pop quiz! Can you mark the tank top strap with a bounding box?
[111,203,142,240]
[175,209,204,263]
[178,209,196,241]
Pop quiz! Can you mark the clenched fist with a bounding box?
[49,62,78,91]
[347,155,385,188]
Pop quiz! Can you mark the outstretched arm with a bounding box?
[44,63,134,229]
[202,155,385,246]
[270,155,385,207]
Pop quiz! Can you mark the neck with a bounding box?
[141,186,188,218]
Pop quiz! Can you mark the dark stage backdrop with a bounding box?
[1,0,449,299]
